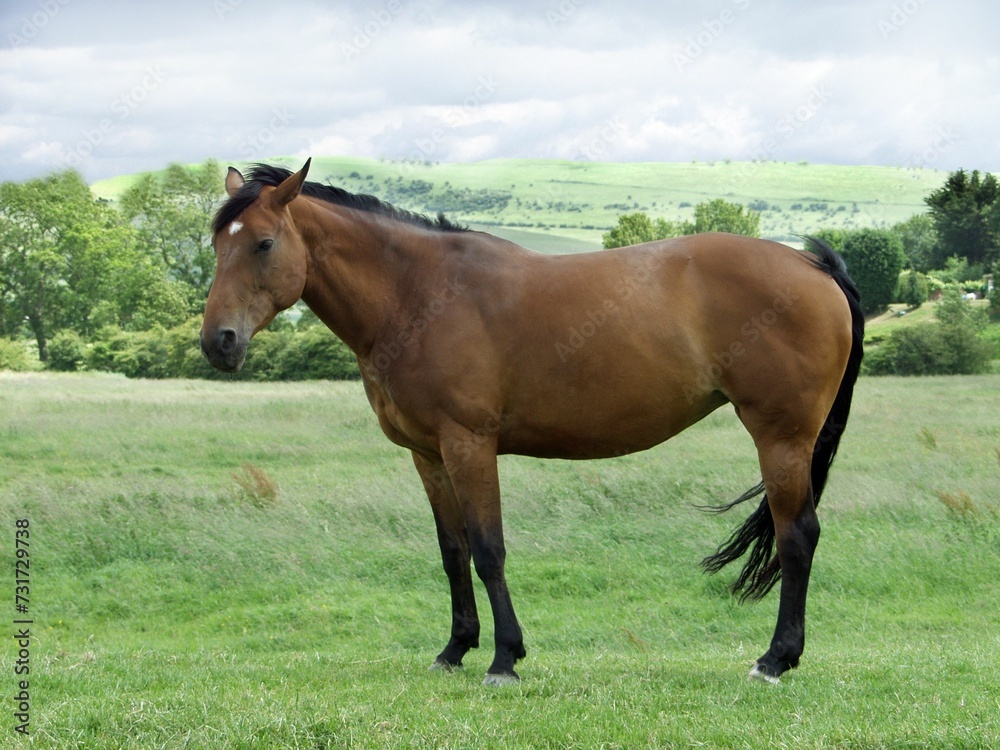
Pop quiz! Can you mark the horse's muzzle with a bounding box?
[201,326,246,372]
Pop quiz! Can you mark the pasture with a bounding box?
[91,158,944,252]
[1,372,998,748]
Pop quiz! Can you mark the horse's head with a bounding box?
[200,159,312,371]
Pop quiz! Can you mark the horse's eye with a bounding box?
[257,239,274,253]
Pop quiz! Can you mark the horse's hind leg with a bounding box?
[412,452,481,670]
[752,439,821,683]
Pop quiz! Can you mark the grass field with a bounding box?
[2,372,999,748]
[91,157,947,252]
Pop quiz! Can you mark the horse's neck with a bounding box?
[297,202,438,358]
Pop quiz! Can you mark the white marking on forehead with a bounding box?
[228,221,243,236]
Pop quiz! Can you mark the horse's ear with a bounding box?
[225,167,245,197]
[271,158,311,208]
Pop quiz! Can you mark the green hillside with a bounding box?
[92,157,946,252]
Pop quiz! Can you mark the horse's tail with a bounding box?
[700,237,864,601]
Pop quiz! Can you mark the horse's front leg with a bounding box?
[440,434,525,684]
[412,451,480,670]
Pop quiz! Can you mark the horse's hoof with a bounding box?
[483,671,520,687]
[748,664,781,685]
[430,658,462,673]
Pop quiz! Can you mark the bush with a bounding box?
[290,326,359,380]
[895,269,930,308]
[46,331,87,372]
[242,325,359,381]
[936,285,989,329]
[65,316,360,381]
[84,327,172,379]
[0,338,35,372]
[865,288,993,375]
[162,318,228,380]
[865,325,993,375]
[241,328,296,381]
[84,327,125,373]
[937,256,985,285]
[840,229,906,315]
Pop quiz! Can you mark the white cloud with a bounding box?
[1,0,998,182]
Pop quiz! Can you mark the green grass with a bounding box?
[2,372,999,747]
[91,157,948,251]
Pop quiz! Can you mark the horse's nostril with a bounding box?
[217,328,238,356]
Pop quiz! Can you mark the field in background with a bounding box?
[92,158,945,252]
[1,372,998,748]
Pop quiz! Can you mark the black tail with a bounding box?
[701,237,864,601]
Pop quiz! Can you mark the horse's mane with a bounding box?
[212,163,468,235]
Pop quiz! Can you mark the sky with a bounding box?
[2,0,999,183]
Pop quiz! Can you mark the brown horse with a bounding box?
[201,159,863,685]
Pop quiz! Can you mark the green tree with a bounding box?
[812,228,851,251]
[896,269,929,308]
[837,228,905,316]
[602,198,759,250]
[120,160,223,310]
[0,171,187,361]
[924,169,999,269]
[692,198,760,237]
[937,255,985,285]
[891,213,938,272]
[602,213,685,249]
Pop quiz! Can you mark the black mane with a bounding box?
[212,163,468,236]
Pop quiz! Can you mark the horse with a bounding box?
[200,159,864,685]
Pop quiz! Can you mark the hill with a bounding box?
[91,157,946,253]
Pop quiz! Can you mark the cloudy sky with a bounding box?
[2,0,998,183]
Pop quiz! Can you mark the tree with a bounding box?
[602,213,686,249]
[896,269,929,308]
[692,198,760,237]
[120,160,223,310]
[924,169,999,269]
[891,213,938,272]
[827,228,905,316]
[602,198,759,250]
[0,171,187,361]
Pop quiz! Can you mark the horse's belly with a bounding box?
[497,387,727,460]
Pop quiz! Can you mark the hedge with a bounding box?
[67,318,360,381]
